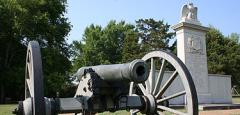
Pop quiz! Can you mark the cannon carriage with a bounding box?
[14,41,198,115]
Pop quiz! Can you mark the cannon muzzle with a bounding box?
[75,59,149,83]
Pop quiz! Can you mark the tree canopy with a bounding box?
[71,21,136,71]
[136,19,175,52]
[71,19,175,72]
[206,27,240,87]
[0,0,72,103]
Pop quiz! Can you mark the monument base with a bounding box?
[209,74,232,104]
[197,93,212,104]
[163,72,232,105]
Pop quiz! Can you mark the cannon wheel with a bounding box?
[24,41,45,115]
[129,50,198,115]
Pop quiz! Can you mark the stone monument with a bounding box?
[172,3,232,104]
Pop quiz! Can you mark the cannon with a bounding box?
[14,41,198,115]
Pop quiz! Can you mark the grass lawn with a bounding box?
[233,96,240,104]
[0,104,17,115]
[98,110,129,115]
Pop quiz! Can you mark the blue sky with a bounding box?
[65,0,240,43]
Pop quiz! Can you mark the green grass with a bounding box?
[233,97,240,104]
[0,104,17,115]
[98,110,129,115]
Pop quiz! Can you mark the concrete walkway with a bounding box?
[199,104,240,110]
[199,109,240,115]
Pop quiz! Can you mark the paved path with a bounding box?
[199,109,240,115]
[60,109,240,115]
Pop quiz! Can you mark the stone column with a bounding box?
[172,3,211,103]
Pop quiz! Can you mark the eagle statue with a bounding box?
[181,3,198,21]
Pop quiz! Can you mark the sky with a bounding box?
[65,0,240,43]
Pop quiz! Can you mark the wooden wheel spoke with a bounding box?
[149,58,156,93]
[157,91,186,103]
[131,109,140,114]
[26,79,33,97]
[26,52,32,76]
[153,58,166,95]
[129,82,134,95]
[157,105,186,115]
[155,70,178,98]
[145,80,151,93]
[27,63,32,78]
[138,84,148,95]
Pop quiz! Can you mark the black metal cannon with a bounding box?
[14,41,198,115]
[75,59,148,83]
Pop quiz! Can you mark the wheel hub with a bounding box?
[142,94,156,114]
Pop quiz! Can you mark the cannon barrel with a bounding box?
[75,59,149,83]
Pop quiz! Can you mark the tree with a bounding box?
[206,27,240,87]
[0,0,28,103]
[0,0,72,103]
[229,33,240,43]
[135,19,175,55]
[206,28,226,74]
[72,19,176,71]
[71,21,135,72]
[102,21,135,64]
[122,19,176,63]
[72,24,103,69]
[122,30,141,62]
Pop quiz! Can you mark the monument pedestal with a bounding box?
[172,22,211,104]
[172,3,232,104]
